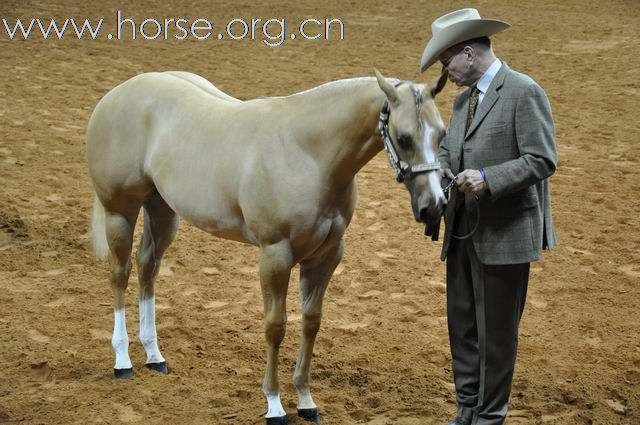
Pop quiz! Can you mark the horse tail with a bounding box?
[90,194,109,261]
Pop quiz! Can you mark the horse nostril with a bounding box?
[420,207,438,224]
[419,204,444,225]
[419,207,429,223]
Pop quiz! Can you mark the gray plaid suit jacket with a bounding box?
[439,62,558,265]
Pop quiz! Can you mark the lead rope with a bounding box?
[451,205,480,240]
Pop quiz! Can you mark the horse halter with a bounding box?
[378,83,441,183]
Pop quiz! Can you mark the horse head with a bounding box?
[375,69,449,225]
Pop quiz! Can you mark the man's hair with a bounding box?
[451,36,492,53]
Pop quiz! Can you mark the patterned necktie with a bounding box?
[465,86,480,134]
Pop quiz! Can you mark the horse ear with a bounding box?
[374,68,399,106]
[430,66,449,98]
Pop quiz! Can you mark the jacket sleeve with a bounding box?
[483,83,557,199]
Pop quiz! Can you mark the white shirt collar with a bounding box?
[476,59,502,96]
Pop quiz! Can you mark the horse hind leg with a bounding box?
[259,241,294,424]
[136,191,179,374]
[294,240,344,424]
[104,203,141,379]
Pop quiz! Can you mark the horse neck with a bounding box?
[285,80,386,187]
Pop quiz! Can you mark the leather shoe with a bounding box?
[447,409,472,425]
[447,417,471,425]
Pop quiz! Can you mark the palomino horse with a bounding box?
[86,69,448,424]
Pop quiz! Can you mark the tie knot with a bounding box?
[470,85,480,97]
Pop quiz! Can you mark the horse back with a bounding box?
[162,71,241,103]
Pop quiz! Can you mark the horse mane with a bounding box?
[162,72,404,104]
[282,76,402,99]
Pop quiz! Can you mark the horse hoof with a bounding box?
[298,408,320,424]
[114,368,134,379]
[145,361,169,374]
[265,415,288,425]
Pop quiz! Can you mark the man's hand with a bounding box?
[439,168,455,181]
[455,169,488,195]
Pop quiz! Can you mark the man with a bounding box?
[420,8,558,425]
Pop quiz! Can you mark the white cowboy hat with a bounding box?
[420,8,511,72]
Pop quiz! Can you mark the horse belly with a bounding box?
[146,132,259,244]
[165,191,257,246]
[146,147,256,245]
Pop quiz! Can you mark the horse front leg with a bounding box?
[259,240,293,424]
[294,240,344,424]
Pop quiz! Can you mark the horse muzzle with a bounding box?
[418,202,445,225]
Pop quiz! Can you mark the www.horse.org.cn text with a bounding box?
[1,10,346,46]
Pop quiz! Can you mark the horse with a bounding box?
[86,68,448,424]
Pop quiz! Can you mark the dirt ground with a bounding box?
[1,0,639,424]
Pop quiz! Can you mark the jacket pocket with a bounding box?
[493,192,538,210]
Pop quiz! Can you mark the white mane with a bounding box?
[281,76,403,99]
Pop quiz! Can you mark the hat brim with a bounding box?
[420,19,511,72]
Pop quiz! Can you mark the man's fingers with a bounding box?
[454,172,483,194]
[452,170,485,194]
[456,172,470,186]
[443,168,455,180]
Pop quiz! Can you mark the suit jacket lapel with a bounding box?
[464,62,509,140]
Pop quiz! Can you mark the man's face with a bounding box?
[439,46,474,87]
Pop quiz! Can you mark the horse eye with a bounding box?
[397,134,413,150]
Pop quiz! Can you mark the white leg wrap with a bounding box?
[139,297,165,364]
[265,393,286,418]
[112,309,132,369]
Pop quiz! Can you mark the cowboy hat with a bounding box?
[420,8,511,72]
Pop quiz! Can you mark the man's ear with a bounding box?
[374,68,400,106]
[430,66,448,98]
